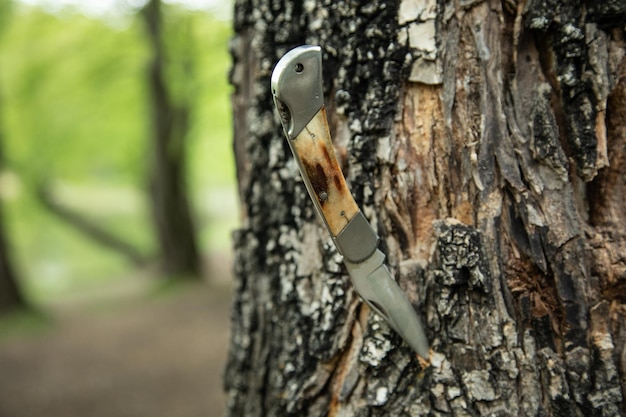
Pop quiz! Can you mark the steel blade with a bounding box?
[344,250,430,359]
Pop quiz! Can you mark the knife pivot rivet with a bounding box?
[319,191,328,201]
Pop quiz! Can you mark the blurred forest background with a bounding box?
[0,0,236,415]
[0,0,235,309]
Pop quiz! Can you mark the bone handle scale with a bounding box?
[289,107,360,237]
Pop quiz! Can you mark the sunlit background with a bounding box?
[0,0,236,300]
[0,0,237,415]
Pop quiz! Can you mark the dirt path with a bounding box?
[0,279,232,417]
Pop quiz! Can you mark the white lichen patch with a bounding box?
[408,20,437,53]
[375,386,389,405]
[462,370,496,401]
[360,321,394,367]
[398,0,437,24]
[446,385,462,400]
[397,0,442,85]
[408,58,442,84]
[376,135,392,163]
[429,351,446,369]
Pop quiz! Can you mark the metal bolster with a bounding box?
[334,211,379,263]
[271,45,324,140]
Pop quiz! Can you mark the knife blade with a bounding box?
[271,45,430,360]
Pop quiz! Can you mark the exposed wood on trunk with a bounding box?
[226,0,626,415]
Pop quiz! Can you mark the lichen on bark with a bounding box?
[226,0,626,415]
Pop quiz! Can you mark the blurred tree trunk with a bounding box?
[0,0,26,315]
[0,106,26,314]
[0,204,24,314]
[225,0,626,416]
[141,0,201,279]
[35,183,147,266]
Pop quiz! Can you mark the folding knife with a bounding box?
[271,45,430,359]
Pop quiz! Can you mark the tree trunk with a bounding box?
[0,92,26,314]
[226,0,626,415]
[142,0,201,279]
[0,202,24,315]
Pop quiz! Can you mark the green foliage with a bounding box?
[0,0,13,33]
[187,10,235,187]
[0,5,233,185]
[1,9,148,183]
[0,4,234,302]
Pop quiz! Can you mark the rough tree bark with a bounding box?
[142,0,201,278]
[226,0,626,416]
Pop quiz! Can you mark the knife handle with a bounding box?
[291,107,360,236]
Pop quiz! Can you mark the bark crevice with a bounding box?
[227,0,626,415]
